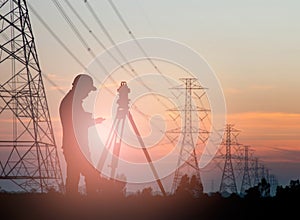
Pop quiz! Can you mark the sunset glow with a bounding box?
[1,0,300,198]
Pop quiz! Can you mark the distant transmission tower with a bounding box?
[219,124,238,195]
[168,78,209,194]
[240,145,252,195]
[260,164,265,181]
[253,158,260,186]
[0,0,63,192]
[269,174,278,196]
[265,168,270,183]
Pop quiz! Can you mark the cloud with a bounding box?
[227,112,300,136]
[225,87,243,94]
[249,84,275,91]
[226,111,300,164]
[254,146,300,163]
[43,73,70,93]
[45,73,69,82]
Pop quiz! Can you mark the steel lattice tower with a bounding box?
[265,168,269,183]
[253,158,260,186]
[168,78,209,194]
[219,124,238,195]
[260,164,265,181]
[0,0,63,192]
[269,174,278,196]
[240,145,252,195]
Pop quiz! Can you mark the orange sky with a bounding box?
[227,112,300,151]
[1,1,300,192]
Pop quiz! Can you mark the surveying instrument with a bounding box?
[97,81,166,196]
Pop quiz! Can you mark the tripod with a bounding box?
[97,81,166,196]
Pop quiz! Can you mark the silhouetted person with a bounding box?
[60,74,104,195]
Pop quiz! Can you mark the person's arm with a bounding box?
[77,104,105,126]
[83,111,105,125]
[94,117,105,124]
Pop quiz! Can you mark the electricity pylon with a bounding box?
[167,78,209,195]
[219,124,238,195]
[0,0,63,192]
[253,157,260,186]
[269,174,278,196]
[240,145,252,195]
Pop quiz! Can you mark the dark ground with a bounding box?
[0,191,297,220]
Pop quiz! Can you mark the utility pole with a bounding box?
[0,0,63,192]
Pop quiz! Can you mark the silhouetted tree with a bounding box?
[175,174,191,197]
[289,179,300,194]
[141,187,153,197]
[276,179,300,198]
[245,185,260,199]
[175,174,204,198]
[245,178,270,199]
[116,173,127,195]
[258,178,270,197]
[190,175,204,198]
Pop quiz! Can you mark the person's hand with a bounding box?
[95,117,105,124]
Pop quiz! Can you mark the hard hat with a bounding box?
[72,74,96,91]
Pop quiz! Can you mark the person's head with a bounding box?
[72,74,96,99]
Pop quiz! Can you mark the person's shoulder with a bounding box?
[62,90,73,101]
[60,90,73,108]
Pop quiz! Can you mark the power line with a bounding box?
[29,1,197,152]
[65,0,158,94]
[28,3,98,96]
[51,0,110,77]
[83,0,178,112]
[64,0,130,73]
[103,0,194,120]
[28,2,163,122]
[107,0,154,65]
[29,2,123,100]
[83,1,157,92]
[52,0,90,51]
[28,3,88,73]
[107,1,219,157]
[107,0,183,81]
[43,74,65,95]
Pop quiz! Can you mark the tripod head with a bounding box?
[116,81,130,117]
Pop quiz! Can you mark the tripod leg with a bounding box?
[127,111,166,196]
[97,117,118,172]
[110,117,126,179]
